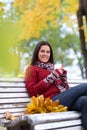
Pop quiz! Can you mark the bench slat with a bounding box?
[0,77,86,83]
[0,112,24,119]
[0,77,24,82]
[26,111,81,125]
[0,82,84,88]
[0,82,25,87]
[68,79,87,83]
[0,103,28,109]
[55,126,83,130]
[0,98,30,103]
[0,87,27,92]
[69,84,79,87]
[0,84,80,92]
[0,107,25,114]
[34,119,82,130]
[0,93,28,98]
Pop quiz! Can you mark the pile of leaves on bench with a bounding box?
[5,95,67,120]
[25,95,67,114]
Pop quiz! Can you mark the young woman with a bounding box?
[25,41,87,130]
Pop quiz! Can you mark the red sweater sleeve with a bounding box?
[25,65,49,97]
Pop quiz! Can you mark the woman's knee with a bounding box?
[79,96,87,106]
[72,96,87,110]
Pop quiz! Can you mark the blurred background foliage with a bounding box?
[0,0,86,78]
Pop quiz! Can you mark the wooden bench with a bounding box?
[0,77,87,130]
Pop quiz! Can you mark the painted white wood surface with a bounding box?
[0,77,87,130]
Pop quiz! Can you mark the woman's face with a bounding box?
[38,45,51,63]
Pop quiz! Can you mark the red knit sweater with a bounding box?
[25,65,69,98]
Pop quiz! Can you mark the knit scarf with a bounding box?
[35,61,54,72]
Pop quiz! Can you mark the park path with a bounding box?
[0,127,6,130]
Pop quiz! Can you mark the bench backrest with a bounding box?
[0,77,87,119]
[0,78,29,119]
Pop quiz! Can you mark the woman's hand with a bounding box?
[44,70,60,84]
[55,65,67,75]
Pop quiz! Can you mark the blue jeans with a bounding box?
[52,83,87,130]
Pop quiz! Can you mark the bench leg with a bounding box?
[7,125,30,130]
[7,126,22,130]
[21,125,31,130]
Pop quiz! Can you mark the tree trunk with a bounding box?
[77,0,87,78]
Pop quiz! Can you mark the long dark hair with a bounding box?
[31,41,54,65]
